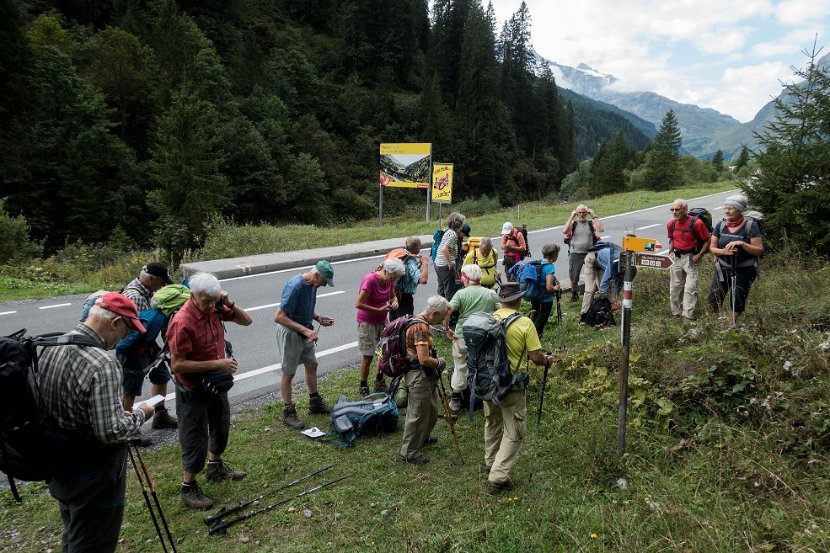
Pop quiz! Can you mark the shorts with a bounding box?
[120,350,171,397]
[357,322,383,357]
[276,324,317,376]
[569,252,587,283]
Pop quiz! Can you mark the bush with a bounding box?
[453,195,502,217]
[0,200,42,263]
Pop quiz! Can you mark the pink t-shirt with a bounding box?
[356,271,394,325]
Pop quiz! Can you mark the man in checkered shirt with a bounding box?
[37,293,156,553]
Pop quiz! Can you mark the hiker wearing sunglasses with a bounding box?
[667,200,711,322]
[563,205,604,302]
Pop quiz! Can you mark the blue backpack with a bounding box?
[322,393,399,446]
[508,259,552,302]
[430,229,445,262]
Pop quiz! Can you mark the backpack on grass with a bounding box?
[322,393,399,447]
[670,207,713,253]
[509,259,553,303]
[463,311,528,405]
[0,330,103,502]
[378,316,424,378]
[581,295,615,328]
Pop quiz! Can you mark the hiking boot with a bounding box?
[400,453,429,465]
[282,405,305,429]
[486,478,515,492]
[448,397,462,419]
[308,395,330,415]
[374,378,387,393]
[359,385,370,399]
[181,481,214,510]
[129,431,153,448]
[151,408,178,430]
[205,459,246,482]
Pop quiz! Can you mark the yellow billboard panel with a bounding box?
[622,235,663,252]
[379,143,431,188]
[432,163,453,204]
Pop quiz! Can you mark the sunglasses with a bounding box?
[669,208,683,212]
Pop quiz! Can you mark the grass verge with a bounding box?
[2,247,828,552]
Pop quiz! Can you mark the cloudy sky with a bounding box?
[489,0,830,122]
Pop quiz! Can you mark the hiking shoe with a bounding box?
[151,408,178,430]
[374,378,387,393]
[129,431,153,448]
[359,385,370,399]
[424,436,438,445]
[181,481,214,510]
[205,459,246,482]
[486,478,515,492]
[448,397,462,418]
[400,454,429,465]
[282,405,305,429]
[309,395,330,414]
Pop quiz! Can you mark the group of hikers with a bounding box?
[21,193,763,552]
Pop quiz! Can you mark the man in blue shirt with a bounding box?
[579,242,623,319]
[273,260,336,429]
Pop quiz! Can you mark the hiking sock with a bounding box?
[360,380,368,388]
[375,373,384,382]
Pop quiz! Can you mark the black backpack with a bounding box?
[0,330,102,502]
[581,296,616,328]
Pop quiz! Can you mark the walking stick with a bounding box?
[555,289,562,324]
[730,254,738,327]
[204,464,334,525]
[129,444,177,552]
[435,372,465,464]
[208,476,349,535]
[528,351,552,484]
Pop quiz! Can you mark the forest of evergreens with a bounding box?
[0,0,656,257]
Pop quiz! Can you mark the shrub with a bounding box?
[0,200,42,263]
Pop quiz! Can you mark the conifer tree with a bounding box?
[711,149,724,172]
[644,109,682,190]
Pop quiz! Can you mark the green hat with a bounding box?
[316,260,334,287]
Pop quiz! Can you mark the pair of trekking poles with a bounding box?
[203,465,348,535]
[128,444,177,552]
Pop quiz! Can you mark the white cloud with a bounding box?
[487,0,829,120]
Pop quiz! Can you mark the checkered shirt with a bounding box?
[122,277,152,312]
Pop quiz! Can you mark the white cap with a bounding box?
[501,222,513,235]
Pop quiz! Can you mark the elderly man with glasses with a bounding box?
[563,204,604,302]
[667,199,711,322]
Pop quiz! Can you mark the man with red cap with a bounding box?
[36,292,157,553]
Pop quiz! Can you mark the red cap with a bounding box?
[96,293,146,333]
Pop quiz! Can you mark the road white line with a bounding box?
[39,303,71,310]
[244,290,345,312]
[0,310,17,316]
[160,341,360,403]
[637,224,660,230]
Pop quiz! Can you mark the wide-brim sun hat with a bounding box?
[497,282,524,303]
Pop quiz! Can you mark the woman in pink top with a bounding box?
[355,258,406,397]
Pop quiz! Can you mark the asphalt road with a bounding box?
[0,189,736,411]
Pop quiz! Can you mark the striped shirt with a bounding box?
[122,278,152,311]
[37,324,145,444]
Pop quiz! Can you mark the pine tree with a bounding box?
[750,45,830,256]
[734,145,750,170]
[711,149,724,172]
[644,109,682,190]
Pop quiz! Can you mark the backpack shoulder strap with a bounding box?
[34,334,102,349]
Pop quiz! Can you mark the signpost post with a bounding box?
[617,235,665,455]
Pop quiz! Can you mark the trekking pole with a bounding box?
[204,464,334,525]
[128,445,176,553]
[435,372,465,464]
[208,476,349,536]
[555,289,562,324]
[528,351,552,484]
[729,254,738,327]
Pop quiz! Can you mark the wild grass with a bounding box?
[2,247,829,552]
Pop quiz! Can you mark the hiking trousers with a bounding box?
[176,378,231,474]
[48,444,127,553]
[669,253,701,319]
[450,336,468,390]
[484,389,527,484]
[580,252,603,315]
[399,368,438,461]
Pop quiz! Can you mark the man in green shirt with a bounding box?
[483,282,552,492]
[444,264,499,417]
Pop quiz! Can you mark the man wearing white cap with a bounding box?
[500,222,526,280]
